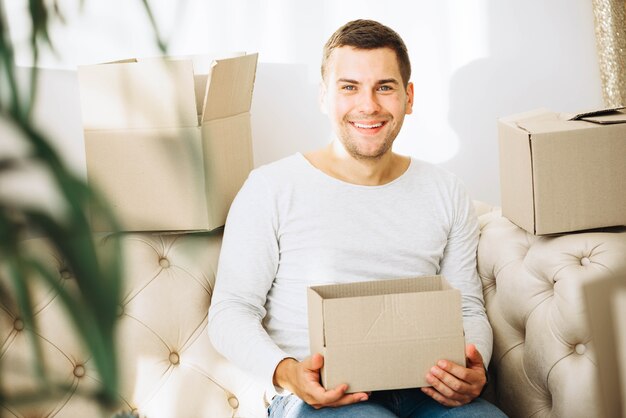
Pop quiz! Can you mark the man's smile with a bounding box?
[348,120,388,136]
[351,121,385,129]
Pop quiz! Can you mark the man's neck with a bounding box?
[304,141,410,186]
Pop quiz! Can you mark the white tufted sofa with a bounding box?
[2,204,625,418]
[477,207,626,418]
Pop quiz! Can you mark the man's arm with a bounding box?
[208,171,289,391]
[423,177,492,405]
[438,177,493,368]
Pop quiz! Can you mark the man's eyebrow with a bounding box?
[378,78,400,85]
[336,78,400,85]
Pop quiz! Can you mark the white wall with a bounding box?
[7,0,604,205]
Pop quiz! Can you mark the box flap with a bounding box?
[502,109,560,134]
[307,288,326,352]
[513,110,612,134]
[309,276,443,299]
[578,109,626,125]
[498,108,551,126]
[78,58,198,130]
[565,106,626,123]
[201,53,258,122]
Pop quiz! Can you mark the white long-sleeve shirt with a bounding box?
[208,153,492,391]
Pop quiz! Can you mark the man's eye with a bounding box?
[378,85,392,92]
[341,85,356,91]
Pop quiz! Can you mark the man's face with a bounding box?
[321,46,414,160]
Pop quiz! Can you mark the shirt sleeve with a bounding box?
[207,170,289,392]
[438,178,493,368]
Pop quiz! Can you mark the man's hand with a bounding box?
[273,353,369,409]
[421,344,487,407]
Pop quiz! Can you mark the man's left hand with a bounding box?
[421,343,486,407]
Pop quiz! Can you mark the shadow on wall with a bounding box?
[251,63,329,167]
[444,1,603,206]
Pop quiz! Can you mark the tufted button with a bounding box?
[159,257,170,268]
[169,352,180,365]
[575,344,586,355]
[117,304,125,317]
[227,395,239,409]
[74,364,86,378]
[580,257,591,266]
[60,269,72,279]
[14,318,24,331]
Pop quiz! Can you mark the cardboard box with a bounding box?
[583,273,626,418]
[498,107,626,235]
[307,276,465,393]
[78,53,258,232]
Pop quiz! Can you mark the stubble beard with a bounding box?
[338,117,400,161]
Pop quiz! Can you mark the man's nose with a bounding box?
[357,90,381,114]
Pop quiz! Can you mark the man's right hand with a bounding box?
[273,353,369,409]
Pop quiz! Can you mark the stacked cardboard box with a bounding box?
[498,107,626,235]
[78,53,258,232]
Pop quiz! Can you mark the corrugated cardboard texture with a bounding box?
[307,276,465,393]
[583,275,626,418]
[498,121,535,234]
[79,53,258,232]
[498,108,626,235]
[201,113,253,229]
[202,54,257,122]
[85,127,208,231]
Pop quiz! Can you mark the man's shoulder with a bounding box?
[249,153,310,185]
[407,158,460,185]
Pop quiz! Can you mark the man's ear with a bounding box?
[319,81,328,114]
[405,82,414,115]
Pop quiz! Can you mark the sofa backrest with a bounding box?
[0,231,268,418]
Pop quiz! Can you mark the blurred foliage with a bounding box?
[0,0,164,415]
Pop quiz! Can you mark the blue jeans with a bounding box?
[268,388,508,418]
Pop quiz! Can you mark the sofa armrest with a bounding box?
[476,209,626,418]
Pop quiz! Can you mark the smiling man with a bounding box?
[208,20,507,418]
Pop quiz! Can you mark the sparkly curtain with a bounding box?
[592,0,626,107]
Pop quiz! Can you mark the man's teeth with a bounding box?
[353,122,383,129]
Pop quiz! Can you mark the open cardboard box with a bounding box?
[78,53,258,232]
[498,107,626,235]
[307,276,465,393]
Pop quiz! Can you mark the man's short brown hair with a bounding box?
[321,19,412,87]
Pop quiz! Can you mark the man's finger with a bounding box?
[325,392,369,408]
[465,344,483,365]
[435,360,473,383]
[429,366,471,394]
[304,353,324,371]
[309,386,368,408]
[425,371,464,400]
[421,386,463,407]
